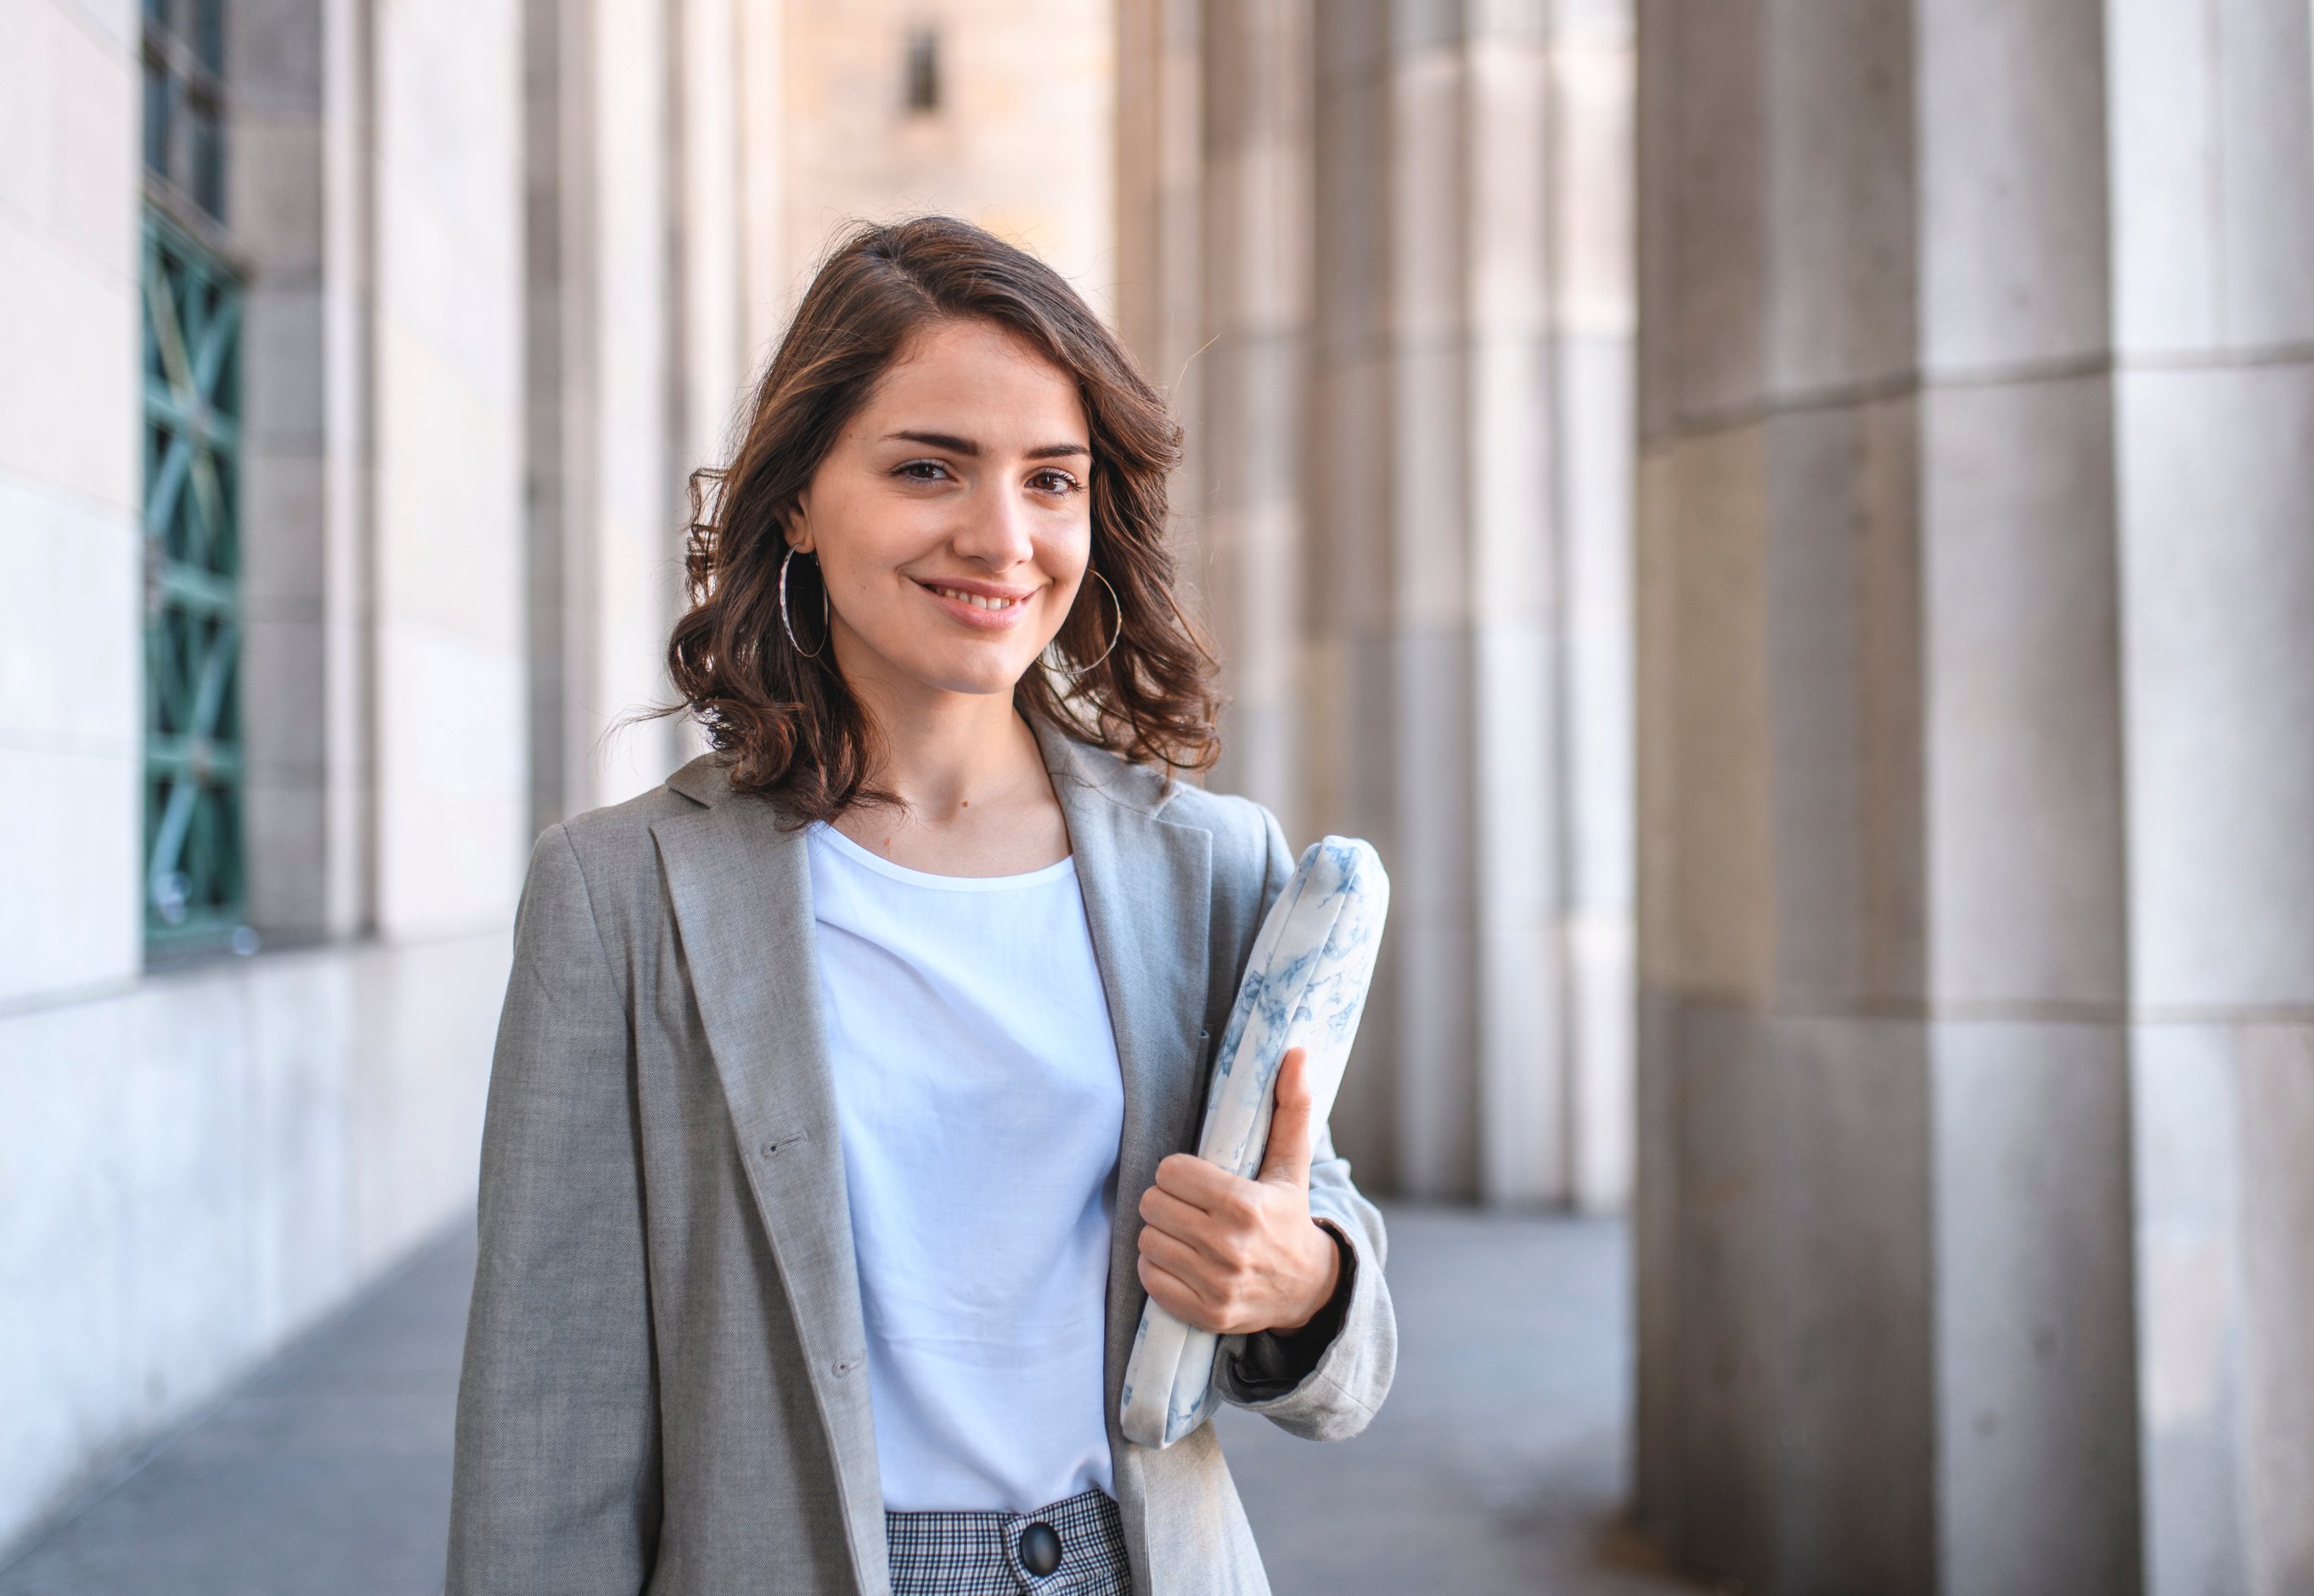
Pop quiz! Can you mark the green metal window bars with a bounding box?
[141,207,250,956]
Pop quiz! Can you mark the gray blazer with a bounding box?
[447,722,1396,1594]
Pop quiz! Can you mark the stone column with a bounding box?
[1118,0,1637,1204]
[234,0,376,939]
[1303,1,1636,1205]
[1191,0,1311,819]
[525,0,753,826]
[1633,1,2314,1590]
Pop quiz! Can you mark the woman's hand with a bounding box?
[1135,1047,1343,1335]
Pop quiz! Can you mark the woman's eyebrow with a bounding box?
[884,430,1090,461]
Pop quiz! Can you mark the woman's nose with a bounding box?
[949,479,1037,566]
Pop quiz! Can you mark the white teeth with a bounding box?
[933,586,1017,611]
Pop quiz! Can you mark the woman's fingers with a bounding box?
[1137,1184,1221,1250]
[1135,1254,1219,1332]
[1136,1223,1222,1294]
[1152,1149,1244,1211]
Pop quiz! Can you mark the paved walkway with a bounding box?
[0,1208,1703,1594]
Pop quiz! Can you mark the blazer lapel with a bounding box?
[650,774,886,1588]
[1033,725,1216,1442]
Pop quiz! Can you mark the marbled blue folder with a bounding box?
[1118,835,1389,1449]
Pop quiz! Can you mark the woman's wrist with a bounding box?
[1268,1218,1346,1334]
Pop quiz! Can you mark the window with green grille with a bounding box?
[141,0,248,956]
[142,211,247,953]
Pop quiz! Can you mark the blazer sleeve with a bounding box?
[1213,805,1399,1442]
[448,823,662,1593]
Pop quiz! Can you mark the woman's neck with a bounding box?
[832,659,1071,875]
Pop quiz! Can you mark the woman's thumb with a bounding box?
[1258,1047,1315,1189]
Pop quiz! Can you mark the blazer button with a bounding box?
[1017,1520,1061,1576]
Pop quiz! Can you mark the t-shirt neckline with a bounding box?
[807,820,1078,893]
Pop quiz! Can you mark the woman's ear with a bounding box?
[781,500,814,555]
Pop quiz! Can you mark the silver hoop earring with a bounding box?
[780,547,828,660]
[1044,569,1123,687]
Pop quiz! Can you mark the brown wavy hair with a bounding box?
[661,216,1221,821]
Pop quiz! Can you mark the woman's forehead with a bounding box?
[859,319,1089,448]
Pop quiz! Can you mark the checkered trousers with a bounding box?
[885,1486,1132,1596]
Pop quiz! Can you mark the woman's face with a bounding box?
[788,318,1095,704]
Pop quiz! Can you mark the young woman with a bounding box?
[448,216,1394,1595]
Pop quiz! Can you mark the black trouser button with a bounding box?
[1018,1519,1061,1576]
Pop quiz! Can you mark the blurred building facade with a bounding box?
[0,0,1111,1550]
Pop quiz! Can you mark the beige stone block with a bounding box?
[1665,424,1773,1003]
[1559,0,1633,48]
[1658,998,1779,1581]
[1630,986,1680,1531]
[45,1,136,274]
[1392,0,1472,52]
[1386,42,1466,344]
[0,3,54,229]
[237,447,328,609]
[1467,332,1550,615]
[241,282,329,445]
[0,478,138,753]
[2130,1021,2255,1596]
[374,323,524,643]
[1466,35,1551,333]
[1633,446,1681,991]
[0,745,139,1003]
[1915,0,2110,372]
[1664,0,1765,420]
[1774,1013,1935,1596]
[2211,0,2314,348]
[374,622,526,939]
[1762,397,1924,1011]
[1389,626,1479,1199]
[2238,1024,2314,1595]
[2117,363,2314,1009]
[1632,0,1681,444]
[239,613,328,779]
[243,777,329,935]
[1305,346,1389,626]
[228,0,324,114]
[1567,908,1633,1211]
[1387,340,1469,625]
[1762,0,1914,397]
[1921,377,2127,1010]
[230,118,327,276]
[1315,0,1390,85]
[1311,49,1390,357]
[0,222,137,511]
[1558,334,1636,903]
[2106,0,2223,354]
[1472,616,1560,1202]
[1207,138,1310,339]
[1548,35,1636,340]
[1933,1018,2140,1596]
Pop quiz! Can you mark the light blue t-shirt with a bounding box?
[805,821,1125,1514]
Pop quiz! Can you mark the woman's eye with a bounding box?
[1029,469,1081,495]
[895,459,951,482]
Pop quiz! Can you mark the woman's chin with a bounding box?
[892,649,1044,700]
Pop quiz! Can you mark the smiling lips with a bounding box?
[930,584,1020,611]
[916,577,1042,629]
